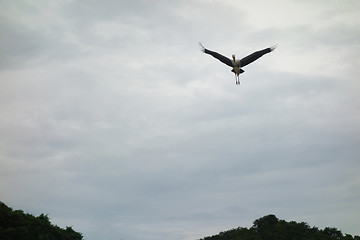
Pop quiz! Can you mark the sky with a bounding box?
[1,0,360,240]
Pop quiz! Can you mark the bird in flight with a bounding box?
[200,43,277,85]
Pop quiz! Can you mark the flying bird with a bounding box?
[200,43,277,85]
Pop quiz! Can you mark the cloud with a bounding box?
[1,1,359,240]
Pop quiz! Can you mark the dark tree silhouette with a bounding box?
[0,201,83,240]
[199,214,359,240]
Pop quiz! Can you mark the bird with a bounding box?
[199,42,277,85]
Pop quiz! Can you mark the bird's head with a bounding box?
[232,54,236,61]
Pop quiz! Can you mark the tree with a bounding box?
[0,201,83,240]
[323,227,343,239]
[199,214,359,240]
[252,214,279,231]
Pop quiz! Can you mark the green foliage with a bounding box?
[199,214,359,240]
[0,201,83,240]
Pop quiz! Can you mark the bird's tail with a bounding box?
[199,42,206,53]
[270,44,278,51]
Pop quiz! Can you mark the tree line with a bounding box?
[2,201,359,240]
[200,214,360,240]
[0,201,83,240]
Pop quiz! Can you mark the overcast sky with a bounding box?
[1,0,360,240]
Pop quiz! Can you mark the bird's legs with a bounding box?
[235,74,240,85]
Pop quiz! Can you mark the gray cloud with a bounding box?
[1,1,359,240]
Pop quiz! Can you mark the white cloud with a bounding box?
[1,1,359,240]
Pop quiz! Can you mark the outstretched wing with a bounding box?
[199,42,233,67]
[240,45,277,67]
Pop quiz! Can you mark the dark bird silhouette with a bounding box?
[200,43,277,85]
